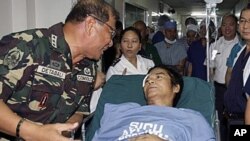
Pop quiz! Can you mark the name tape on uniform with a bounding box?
[37,65,66,79]
[77,75,93,82]
[229,125,250,141]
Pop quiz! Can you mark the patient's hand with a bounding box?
[129,134,167,141]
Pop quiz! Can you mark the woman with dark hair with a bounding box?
[106,27,155,80]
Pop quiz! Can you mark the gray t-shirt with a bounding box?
[92,102,215,141]
[154,39,187,65]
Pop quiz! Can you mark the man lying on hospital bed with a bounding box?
[92,65,215,141]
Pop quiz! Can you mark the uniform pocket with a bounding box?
[28,72,64,111]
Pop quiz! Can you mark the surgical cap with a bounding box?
[164,20,177,29]
[186,24,199,33]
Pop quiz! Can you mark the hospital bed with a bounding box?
[85,75,219,141]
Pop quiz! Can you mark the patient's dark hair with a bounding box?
[147,65,184,107]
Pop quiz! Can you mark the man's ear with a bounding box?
[84,16,96,36]
[173,84,180,93]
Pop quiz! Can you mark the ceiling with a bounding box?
[162,0,239,16]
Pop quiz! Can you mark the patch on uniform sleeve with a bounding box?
[3,48,24,69]
[112,58,121,66]
[84,68,92,75]
[50,60,61,70]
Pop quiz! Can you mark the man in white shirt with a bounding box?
[209,14,238,141]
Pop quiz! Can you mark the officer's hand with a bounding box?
[26,122,79,141]
[94,71,106,90]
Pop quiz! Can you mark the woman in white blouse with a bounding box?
[106,27,155,81]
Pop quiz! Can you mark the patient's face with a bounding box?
[143,68,179,106]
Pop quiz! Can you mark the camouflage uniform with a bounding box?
[0,23,96,124]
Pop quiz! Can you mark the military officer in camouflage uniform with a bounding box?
[0,0,118,140]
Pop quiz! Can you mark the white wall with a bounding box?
[0,0,74,38]
[12,0,28,33]
[0,0,13,38]
[26,0,36,29]
[34,0,73,28]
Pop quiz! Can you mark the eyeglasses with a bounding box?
[239,18,250,24]
[89,14,116,39]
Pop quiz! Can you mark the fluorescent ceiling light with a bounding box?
[191,12,206,16]
[152,12,170,17]
[191,12,216,17]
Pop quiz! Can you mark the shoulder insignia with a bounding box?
[3,47,24,69]
[50,34,58,48]
[112,58,121,66]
